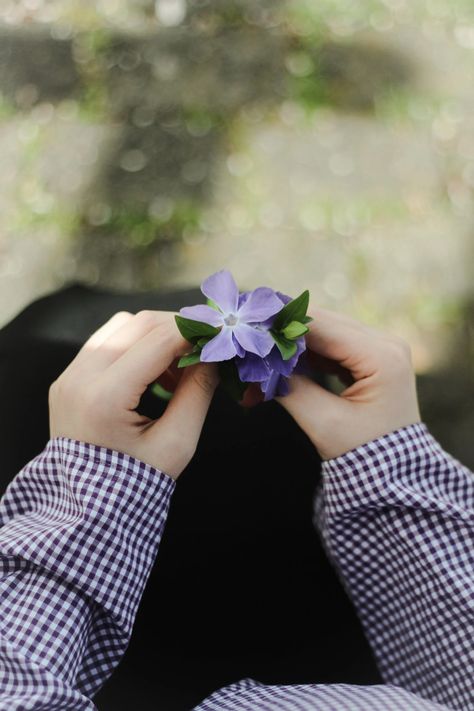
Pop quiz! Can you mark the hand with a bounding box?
[277,308,421,460]
[49,310,218,479]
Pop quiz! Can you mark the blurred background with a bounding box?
[0,0,472,460]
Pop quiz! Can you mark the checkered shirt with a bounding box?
[0,424,472,710]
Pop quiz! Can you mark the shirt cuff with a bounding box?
[320,422,439,516]
[0,437,175,633]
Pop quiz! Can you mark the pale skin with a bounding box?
[49,310,219,479]
[49,306,421,477]
[276,307,421,460]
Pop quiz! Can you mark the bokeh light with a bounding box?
[0,0,473,382]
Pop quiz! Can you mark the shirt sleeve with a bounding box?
[194,677,450,710]
[315,422,474,711]
[0,438,175,710]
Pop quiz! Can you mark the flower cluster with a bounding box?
[175,270,312,401]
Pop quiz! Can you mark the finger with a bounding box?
[304,307,381,380]
[306,351,354,387]
[276,374,348,441]
[83,312,133,350]
[66,311,133,371]
[84,310,177,373]
[150,363,218,449]
[103,321,189,402]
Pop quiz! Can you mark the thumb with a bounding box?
[276,375,344,451]
[147,362,218,455]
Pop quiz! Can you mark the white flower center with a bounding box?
[224,313,238,327]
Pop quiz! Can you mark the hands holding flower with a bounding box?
[49,310,218,479]
[49,270,421,478]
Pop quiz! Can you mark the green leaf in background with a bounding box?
[151,382,174,401]
[272,290,310,331]
[218,359,248,402]
[271,331,298,360]
[197,337,211,348]
[282,320,309,340]
[302,315,313,324]
[175,315,220,343]
[177,351,202,368]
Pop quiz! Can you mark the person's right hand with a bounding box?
[49,310,218,479]
[277,308,421,460]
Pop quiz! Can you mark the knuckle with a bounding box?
[161,327,187,354]
[114,310,133,319]
[135,309,160,327]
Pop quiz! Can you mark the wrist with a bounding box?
[50,436,176,484]
[319,417,422,461]
[322,421,427,466]
[320,422,430,516]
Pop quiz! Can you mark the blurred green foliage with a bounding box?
[0,0,472,380]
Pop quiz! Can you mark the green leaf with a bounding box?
[175,315,220,343]
[272,290,310,331]
[271,331,298,360]
[218,359,248,402]
[206,298,220,311]
[282,320,309,340]
[177,351,202,368]
[197,337,211,348]
[302,315,313,324]
[151,382,174,401]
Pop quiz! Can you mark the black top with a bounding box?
[0,284,380,710]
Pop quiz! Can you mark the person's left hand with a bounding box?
[49,310,218,479]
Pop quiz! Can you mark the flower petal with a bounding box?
[276,291,292,305]
[200,327,237,362]
[201,270,239,315]
[238,287,283,323]
[233,334,245,358]
[238,291,251,308]
[236,353,270,382]
[261,371,289,401]
[233,323,275,357]
[260,292,287,329]
[179,304,223,327]
[266,336,306,376]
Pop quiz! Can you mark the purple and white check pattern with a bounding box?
[319,423,473,710]
[0,438,175,710]
[195,678,449,710]
[0,425,472,710]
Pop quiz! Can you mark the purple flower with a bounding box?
[232,289,308,401]
[180,270,283,362]
[236,335,306,401]
[261,371,291,400]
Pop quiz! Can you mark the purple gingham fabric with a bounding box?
[0,424,472,710]
[195,678,449,710]
[315,423,474,710]
[0,438,175,709]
